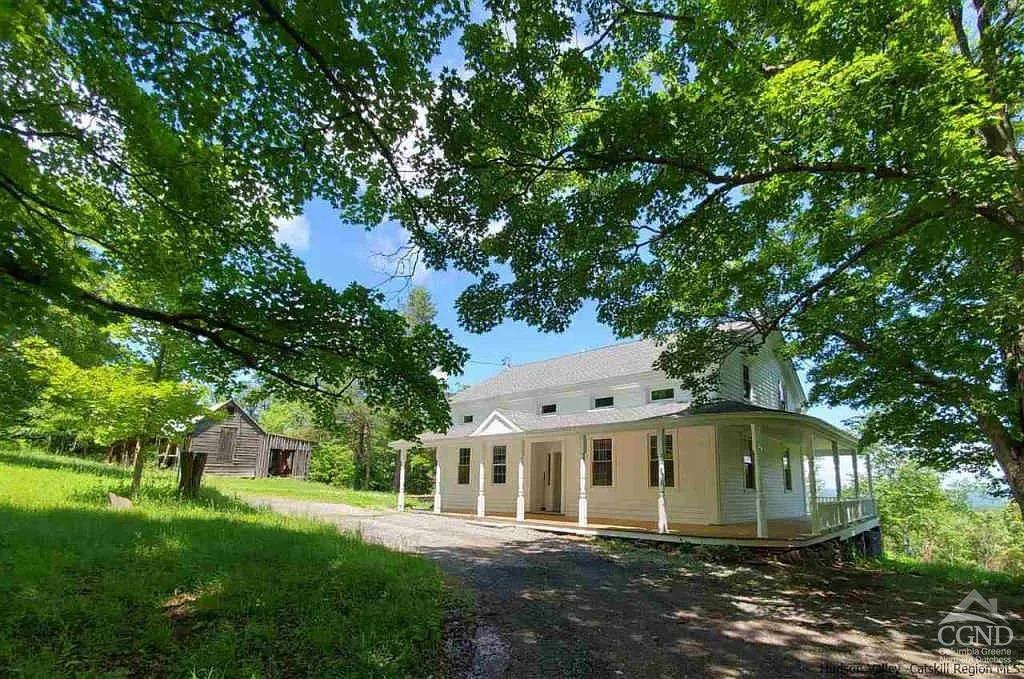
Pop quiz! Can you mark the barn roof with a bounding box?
[209,399,314,446]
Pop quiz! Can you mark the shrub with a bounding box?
[307,440,356,486]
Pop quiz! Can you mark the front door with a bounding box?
[550,451,562,513]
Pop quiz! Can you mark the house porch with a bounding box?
[391,407,878,543]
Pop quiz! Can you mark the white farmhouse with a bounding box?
[394,333,879,547]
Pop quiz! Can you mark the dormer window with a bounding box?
[594,396,614,409]
[541,403,557,415]
[650,387,674,401]
[463,414,474,424]
[742,364,752,401]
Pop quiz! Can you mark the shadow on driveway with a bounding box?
[253,498,1024,678]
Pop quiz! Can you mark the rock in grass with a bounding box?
[108,492,132,511]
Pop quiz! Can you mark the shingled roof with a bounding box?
[420,400,816,442]
[423,400,689,441]
[451,338,668,403]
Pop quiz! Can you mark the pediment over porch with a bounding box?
[470,410,524,436]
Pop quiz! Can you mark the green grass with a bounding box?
[208,475,399,510]
[0,448,445,678]
[871,553,1024,590]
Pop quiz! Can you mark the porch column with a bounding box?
[851,447,861,497]
[516,439,526,522]
[477,445,486,517]
[831,440,842,498]
[750,423,767,538]
[398,447,407,511]
[433,448,442,514]
[805,433,818,532]
[656,427,668,534]
[578,433,588,527]
[390,440,415,512]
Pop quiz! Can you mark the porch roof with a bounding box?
[420,399,857,446]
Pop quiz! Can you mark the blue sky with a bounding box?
[271,17,861,432]
[276,199,860,431]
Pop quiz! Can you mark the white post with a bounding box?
[806,433,819,532]
[578,433,588,527]
[433,448,442,514]
[750,423,767,538]
[831,440,842,499]
[397,446,407,512]
[477,445,486,517]
[516,439,526,522]
[656,428,668,533]
[851,447,861,497]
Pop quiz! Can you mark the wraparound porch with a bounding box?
[392,408,879,544]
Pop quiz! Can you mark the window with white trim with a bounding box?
[492,445,507,484]
[541,403,557,414]
[463,414,474,423]
[594,396,614,409]
[743,439,756,490]
[648,434,675,487]
[650,387,674,401]
[782,449,793,491]
[457,448,471,484]
[592,438,613,486]
[778,380,787,411]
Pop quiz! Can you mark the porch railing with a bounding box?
[811,497,877,533]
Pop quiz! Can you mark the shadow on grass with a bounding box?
[0,449,130,479]
[0,504,445,678]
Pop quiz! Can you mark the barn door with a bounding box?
[218,427,238,461]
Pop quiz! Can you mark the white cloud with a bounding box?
[273,214,311,251]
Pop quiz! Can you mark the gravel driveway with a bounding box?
[250,497,1019,678]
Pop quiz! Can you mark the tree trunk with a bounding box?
[993,440,1024,523]
[130,437,145,497]
[178,447,207,499]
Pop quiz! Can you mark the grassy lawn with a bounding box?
[0,448,446,678]
[208,475,399,510]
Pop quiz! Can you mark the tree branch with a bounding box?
[949,4,974,63]
[0,258,358,399]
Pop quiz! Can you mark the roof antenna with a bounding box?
[501,355,512,369]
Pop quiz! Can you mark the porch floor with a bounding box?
[433,510,878,548]
[455,510,812,537]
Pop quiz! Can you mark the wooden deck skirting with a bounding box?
[427,509,880,549]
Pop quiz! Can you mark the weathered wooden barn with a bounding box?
[186,400,313,478]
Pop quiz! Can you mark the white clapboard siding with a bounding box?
[716,335,804,412]
[716,424,807,523]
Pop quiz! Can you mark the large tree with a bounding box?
[1,1,468,443]
[408,1,1024,516]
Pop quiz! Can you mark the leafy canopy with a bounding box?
[409,0,1024,508]
[1,0,469,437]
[18,338,206,446]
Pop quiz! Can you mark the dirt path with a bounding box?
[250,497,1022,678]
